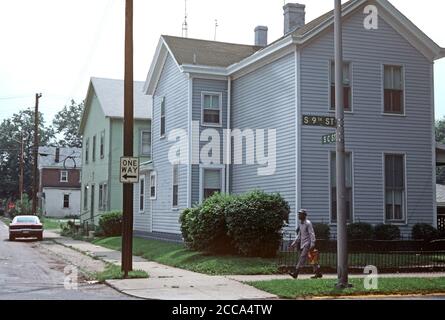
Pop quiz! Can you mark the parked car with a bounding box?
[9,216,43,241]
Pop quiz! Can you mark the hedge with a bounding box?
[180,190,290,258]
[98,211,123,237]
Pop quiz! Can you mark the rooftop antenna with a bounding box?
[182,0,188,38]
[214,19,218,41]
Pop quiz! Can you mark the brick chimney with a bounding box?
[55,147,60,163]
[283,3,306,35]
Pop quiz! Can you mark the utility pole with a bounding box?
[334,0,350,289]
[32,93,42,215]
[122,0,134,277]
[19,132,24,203]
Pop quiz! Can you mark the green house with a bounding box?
[79,77,152,225]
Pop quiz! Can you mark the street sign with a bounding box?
[120,157,139,184]
[322,132,337,145]
[302,115,336,128]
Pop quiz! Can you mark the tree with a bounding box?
[436,118,445,184]
[52,100,84,148]
[436,118,445,144]
[0,109,55,200]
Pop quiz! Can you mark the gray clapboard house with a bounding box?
[134,0,445,239]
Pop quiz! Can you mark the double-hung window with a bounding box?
[202,168,223,200]
[385,154,405,222]
[139,176,145,212]
[202,92,222,126]
[384,65,404,114]
[160,97,166,138]
[60,171,68,182]
[99,184,103,210]
[83,186,88,210]
[150,172,157,199]
[85,138,89,164]
[63,194,70,209]
[141,130,151,157]
[330,152,353,223]
[100,131,105,159]
[92,135,97,162]
[172,164,179,208]
[330,61,352,111]
[98,183,107,211]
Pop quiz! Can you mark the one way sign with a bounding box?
[120,157,140,184]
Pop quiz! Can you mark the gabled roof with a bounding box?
[80,77,152,134]
[162,35,261,68]
[38,146,82,169]
[145,0,444,94]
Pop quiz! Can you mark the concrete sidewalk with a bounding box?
[44,230,278,300]
[44,231,445,300]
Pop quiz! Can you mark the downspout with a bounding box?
[187,74,193,207]
[432,62,437,228]
[226,76,232,194]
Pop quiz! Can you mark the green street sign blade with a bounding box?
[322,132,337,145]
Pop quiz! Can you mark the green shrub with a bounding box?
[11,194,33,217]
[412,223,439,241]
[60,220,78,237]
[373,224,401,240]
[313,223,330,240]
[347,223,374,240]
[193,193,234,253]
[98,211,123,237]
[180,190,290,258]
[225,190,290,258]
[180,206,200,246]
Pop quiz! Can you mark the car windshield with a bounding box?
[14,217,40,224]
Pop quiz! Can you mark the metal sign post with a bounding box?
[334,0,351,289]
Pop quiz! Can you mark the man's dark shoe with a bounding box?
[289,270,299,279]
[311,273,323,279]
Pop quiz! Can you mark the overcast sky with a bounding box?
[0,0,444,125]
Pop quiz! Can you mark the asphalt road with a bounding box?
[0,221,135,300]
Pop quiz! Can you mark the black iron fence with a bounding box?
[438,214,445,232]
[278,233,445,274]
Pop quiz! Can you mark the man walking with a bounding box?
[289,209,323,279]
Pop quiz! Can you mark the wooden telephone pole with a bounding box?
[32,93,42,215]
[121,0,134,277]
[19,132,24,202]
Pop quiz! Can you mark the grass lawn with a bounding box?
[93,264,148,283]
[0,216,10,226]
[41,218,62,230]
[92,237,279,275]
[248,277,445,298]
